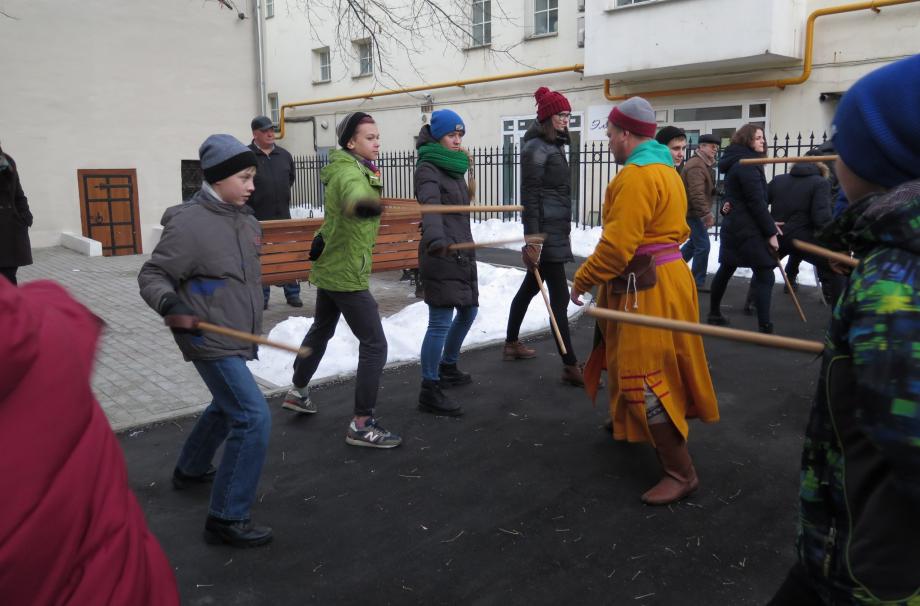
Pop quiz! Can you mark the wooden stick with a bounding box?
[774,253,808,323]
[739,155,837,165]
[586,307,824,354]
[385,205,524,215]
[533,267,567,355]
[792,239,859,268]
[197,321,312,357]
[447,233,546,251]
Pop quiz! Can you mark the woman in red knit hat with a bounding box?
[504,86,584,387]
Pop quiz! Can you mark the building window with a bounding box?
[314,47,331,83]
[471,0,491,47]
[616,0,654,6]
[534,0,558,36]
[355,40,373,77]
[265,0,274,19]
[268,93,279,127]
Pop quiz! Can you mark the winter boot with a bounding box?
[758,322,774,334]
[418,379,464,417]
[438,362,472,388]
[561,364,585,387]
[641,421,699,505]
[503,340,537,361]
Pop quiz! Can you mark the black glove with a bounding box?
[426,238,450,256]
[351,199,382,218]
[158,293,202,335]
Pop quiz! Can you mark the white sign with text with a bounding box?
[586,105,614,141]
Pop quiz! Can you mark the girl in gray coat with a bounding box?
[415,109,479,416]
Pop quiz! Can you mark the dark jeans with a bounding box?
[710,264,775,326]
[420,305,478,381]
[263,282,300,303]
[506,260,577,366]
[176,356,271,521]
[0,267,18,285]
[292,288,387,417]
[680,216,711,287]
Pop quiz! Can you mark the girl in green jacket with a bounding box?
[283,112,401,449]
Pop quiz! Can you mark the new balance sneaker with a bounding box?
[282,386,316,414]
[345,417,402,448]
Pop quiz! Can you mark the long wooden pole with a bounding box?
[774,253,808,323]
[533,267,567,355]
[792,239,859,268]
[197,321,312,357]
[447,233,546,251]
[739,155,837,165]
[586,307,824,354]
[409,204,524,215]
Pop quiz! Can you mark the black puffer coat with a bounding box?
[768,163,832,242]
[521,122,573,263]
[0,153,33,268]
[414,126,478,308]
[717,143,777,269]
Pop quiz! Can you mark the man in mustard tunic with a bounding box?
[571,97,719,505]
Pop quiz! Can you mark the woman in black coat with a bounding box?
[0,143,33,285]
[504,87,582,386]
[708,124,780,333]
[415,109,478,417]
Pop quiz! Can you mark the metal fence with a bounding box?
[290,131,830,228]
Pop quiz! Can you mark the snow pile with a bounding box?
[290,206,324,219]
[247,262,588,387]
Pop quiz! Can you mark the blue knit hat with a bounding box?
[429,109,466,140]
[199,134,257,184]
[832,54,920,188]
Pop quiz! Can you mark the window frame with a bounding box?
[533,0,559,36]
[471,0,492,48]
[268,93,280,128]
[265,0,274,19]
[313,47,331,83]
[354,39,373,77]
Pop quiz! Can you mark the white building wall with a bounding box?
[1,0,260,251]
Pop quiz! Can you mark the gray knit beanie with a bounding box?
[199,134,257,184]
[608,97,657,138]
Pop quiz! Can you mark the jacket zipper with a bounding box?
[822,521,837,578]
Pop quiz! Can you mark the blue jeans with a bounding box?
[680,216,711,287]
[263,282,301,304]
[176,356,271,521]
[420,305,478,381]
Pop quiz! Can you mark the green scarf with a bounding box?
[416,143,469,178]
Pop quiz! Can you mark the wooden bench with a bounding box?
[259,198,421,285]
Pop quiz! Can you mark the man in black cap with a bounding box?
[248,115,301,309]
[655,125,687,169]
[680,133,720,291]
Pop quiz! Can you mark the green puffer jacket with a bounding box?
[309,149,382,291]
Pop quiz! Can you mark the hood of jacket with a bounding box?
[320,148,376,186]
[789,162,821,177]
[416,124,438,148]
[163,188,253,226]
[820,179,920,257]
[718,143,761,174]
[625,139,673,167]
[521,121,569,147]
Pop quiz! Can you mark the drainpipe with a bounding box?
[254,0,267,115]
[603,0,920,101]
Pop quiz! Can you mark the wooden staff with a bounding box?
[739,155,837,166]
[197,321,312,357]
[385,204,524,215]
[773,252,808,323]
[447,233,546,251]
[533,267,567,355]
[793,239,859,268]
[586,307,824,354]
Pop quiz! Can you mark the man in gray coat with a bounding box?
[138,134,272,548]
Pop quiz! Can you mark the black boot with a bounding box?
[418,379,464,417]
[758,322,774,334]
[172,465,217,490]
[204,516,273,548]
[438,362,472,387]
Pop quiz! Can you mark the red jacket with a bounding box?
[0,279,179,605]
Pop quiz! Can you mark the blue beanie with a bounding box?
[429,109,466,141]
[199,134,257,184]
[832,54,920,189]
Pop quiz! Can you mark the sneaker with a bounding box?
[345,417,402,449]
[282,386,317,414]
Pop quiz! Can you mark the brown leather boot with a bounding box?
[503,340,536,361]
[561,364,585,387]
[641,421,699,505]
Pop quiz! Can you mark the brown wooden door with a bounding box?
[78,169,143,256]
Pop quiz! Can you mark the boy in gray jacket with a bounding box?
[138,134,272,548]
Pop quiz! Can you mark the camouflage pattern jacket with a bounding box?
[798,179,920,604]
